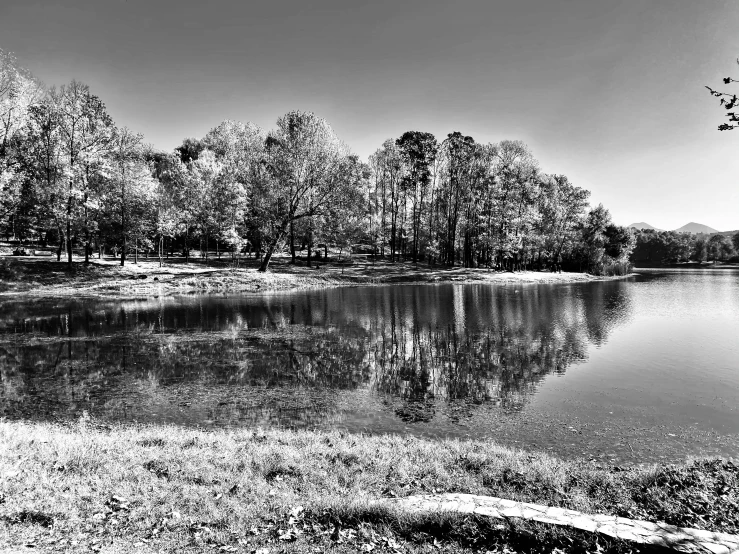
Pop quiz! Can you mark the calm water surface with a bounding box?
[1,269,737,464]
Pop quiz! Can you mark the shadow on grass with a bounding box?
[312,500,672,554]
[3,509,55,528]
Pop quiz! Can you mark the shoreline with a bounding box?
[0,256,635,300]
[1,420,736,553]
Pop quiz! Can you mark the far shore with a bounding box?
[0,255,635,300]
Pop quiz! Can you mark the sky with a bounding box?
[1,0,738,231]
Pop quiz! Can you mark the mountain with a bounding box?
[628,222,662,231]
[673,222,719,234]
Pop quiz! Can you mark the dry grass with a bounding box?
[1,419,736,553]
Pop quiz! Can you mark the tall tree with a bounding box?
[202,120,264,259]
[257,111,351,272]
[492,140,538,270]
[438,132,476,266]
[537,174,590,268]
[369,140,403,261]
[395,131,437,263]
[52,81,113,267]
[0,49,43,229]
[108,127,147,266]
[147,150,182,267]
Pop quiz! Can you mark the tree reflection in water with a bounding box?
[0,281,631,429]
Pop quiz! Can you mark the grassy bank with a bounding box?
[1,420,736,553]
[0,256,631,299]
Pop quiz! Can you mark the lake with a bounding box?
[1,268,737,464]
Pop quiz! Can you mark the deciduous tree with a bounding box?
[52,81,113,267]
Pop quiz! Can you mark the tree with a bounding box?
[438,132,476,266]
[537,174,590,269]
[0,49,43,230]
[733,231,739,254]
[182,149,224,260]
[491,140,538,269]
[202,120,264,259]
[369,140,403,261]
[256,111,352,272]
[604,224,635,261]
[705,58,739,131]
[52,81,114,267]
[147,150,181,266]
[175,137,204,163]
[577,205,633,274]
[108,127,149,266]
[707,233,733,263]
[395,131,437,263]
[22,97,65,256]
[315,156,369,265]
[692,237,707,263]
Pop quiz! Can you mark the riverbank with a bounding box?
[0,256,632,299]
[0,420,736,553]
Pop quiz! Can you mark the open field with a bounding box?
[1,420,737,553]
[0,255,631,299]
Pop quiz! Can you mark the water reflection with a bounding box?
[0,281,632,430]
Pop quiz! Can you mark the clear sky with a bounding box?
[1,0,737,230]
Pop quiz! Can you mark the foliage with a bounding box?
[631,229,736,265]
[705,57,739,131]
[0,49,637,275]
[0,49,43,227]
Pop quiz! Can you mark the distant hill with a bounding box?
[628,222,662,231]
[673,222,719,234]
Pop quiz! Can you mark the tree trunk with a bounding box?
[258,221,289,272]
[120,165,126,267]
[66,179,73,269]
[290,220,296,264]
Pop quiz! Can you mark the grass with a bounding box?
[0,255,632,299]
[1,419,736,553]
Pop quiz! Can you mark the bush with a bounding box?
[598,260,632,276]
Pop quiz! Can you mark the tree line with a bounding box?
[1,49,635,274]
[632,230,739,266]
